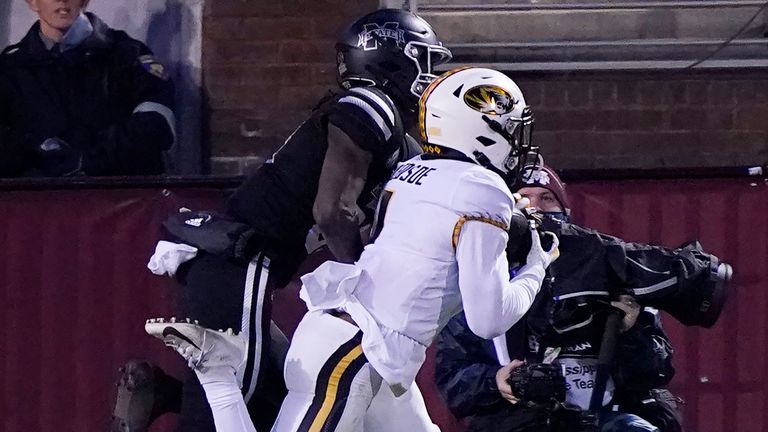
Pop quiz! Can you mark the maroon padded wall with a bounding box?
[0,177,765,431]
[0,186,227,431]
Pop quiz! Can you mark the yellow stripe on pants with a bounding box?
[308,344,365,432]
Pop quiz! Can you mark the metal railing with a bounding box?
[413,0,768,12]
[407,0,768,71]
[446,38,768,49]
[436,59,768,71]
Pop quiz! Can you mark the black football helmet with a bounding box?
[336,8,452,113]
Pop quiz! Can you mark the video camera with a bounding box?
[496,362,597,432]
[500,363,597,432]
[506,210,733,329]
[506,363,566,405]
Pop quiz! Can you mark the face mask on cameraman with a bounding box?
[543,211,569,223]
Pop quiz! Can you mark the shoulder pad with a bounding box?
[343,86,397,126]
[462,165,512,194]
[453,167,514,223]
[332,86,400,142]
[349,86,395,108]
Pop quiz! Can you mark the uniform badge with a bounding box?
[139,54,169,80]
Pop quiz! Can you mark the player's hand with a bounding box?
[610,295,641,333]
[525,227,559,269]
[496,359,525,404]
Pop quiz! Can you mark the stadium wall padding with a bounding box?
[0,177,765,431]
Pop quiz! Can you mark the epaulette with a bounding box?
[1,43,21,56]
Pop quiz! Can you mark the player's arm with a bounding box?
[454,175,558,339]
[313,123,372,263]
[315,87,399,262]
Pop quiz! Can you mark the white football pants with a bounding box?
[270,310,440,432]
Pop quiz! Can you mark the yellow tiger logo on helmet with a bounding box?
[463,85,517,115]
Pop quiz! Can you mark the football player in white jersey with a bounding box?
[144,67,560,432]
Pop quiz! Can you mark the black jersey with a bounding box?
[226,86,409,283]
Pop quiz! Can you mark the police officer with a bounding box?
[0,0,175,177]
[113,8,452,432]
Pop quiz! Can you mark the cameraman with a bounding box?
[435,164,682,432]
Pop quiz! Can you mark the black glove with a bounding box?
[506,209,557,268]
[36,137,84,177]
[162,209,261,262]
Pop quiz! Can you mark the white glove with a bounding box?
[525,227,560,269]
[147,240,198,277]
[512,193,531,211]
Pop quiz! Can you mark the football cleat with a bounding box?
[110,360,155,432]
[145,319,246,374]
[109,359,183,432]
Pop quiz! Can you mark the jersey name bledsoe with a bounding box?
[390,162,437,185]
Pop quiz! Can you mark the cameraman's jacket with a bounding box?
[435,308,674,419]
[435,221,700,419]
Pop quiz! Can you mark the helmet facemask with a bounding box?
[479,106,537,181]
[403,41,453,97]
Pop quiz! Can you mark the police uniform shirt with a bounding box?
[0,13,175,177]
[300,154,546,392]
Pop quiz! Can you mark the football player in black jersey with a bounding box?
[111,8,451,432]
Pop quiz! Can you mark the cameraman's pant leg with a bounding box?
[178,252,274,427]
[271,311,373,432]
[601,412,659,432]
[364,380,441,432]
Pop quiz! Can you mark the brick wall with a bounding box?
[202,3,768,174]
[202,0,379,174]
[515,70,768,170]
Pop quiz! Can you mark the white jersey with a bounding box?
[300,154,545,393]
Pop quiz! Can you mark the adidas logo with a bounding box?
[184,214,211,227]
[185,217,204,227]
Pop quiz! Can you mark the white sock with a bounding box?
[196,366,258,432]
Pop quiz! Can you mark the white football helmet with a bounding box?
[419,67,536,180]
